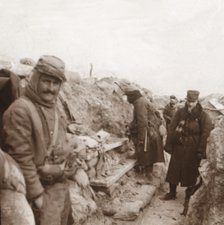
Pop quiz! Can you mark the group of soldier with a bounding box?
[0,55,213,224]
[125,85,213,205]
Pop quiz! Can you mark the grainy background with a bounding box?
[0,0,224,98]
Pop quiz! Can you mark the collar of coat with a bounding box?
[184,102,203,120]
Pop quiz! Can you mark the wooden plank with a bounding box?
[90,159,136,188]
[103,138,128,152]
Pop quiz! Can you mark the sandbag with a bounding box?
[1,190,35,225]
[103,185,156,221]
[0,149,34,225]
[68,181,97,224]
[20,57,35,66]
[0,149,26,194]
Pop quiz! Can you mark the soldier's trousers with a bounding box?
[33,182,71,225]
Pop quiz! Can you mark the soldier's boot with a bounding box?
[181,186,194,216]
[161,183,177,200]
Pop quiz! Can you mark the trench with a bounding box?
[104,184,185,225]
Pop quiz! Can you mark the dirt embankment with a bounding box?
[60,77,224,225]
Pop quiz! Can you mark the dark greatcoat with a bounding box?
[129,95,165,166]
[165,103,213,187]
[163,103,177,132]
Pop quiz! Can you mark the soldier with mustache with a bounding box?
[2,55,72,225]
[162,90,213,202]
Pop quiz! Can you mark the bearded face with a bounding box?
[186,100,198,113]
[37,73,61,103]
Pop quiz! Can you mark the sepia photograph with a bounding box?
[0,1,224,225]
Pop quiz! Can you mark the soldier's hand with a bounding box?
[38,164,63,178]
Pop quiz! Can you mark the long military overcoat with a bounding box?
[165,103,212,186]
[130,96,165,166]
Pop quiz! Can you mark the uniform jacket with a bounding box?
[163,103,177,126]
[130,96,165,166]
[2,97,67,200]
[165,103,213,186]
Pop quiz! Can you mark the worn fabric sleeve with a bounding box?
[3,103,44,200]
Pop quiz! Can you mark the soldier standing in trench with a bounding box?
[2,55,73,225]
[162,90,213,201]
[163,95,178,133]
[124,87,165,178]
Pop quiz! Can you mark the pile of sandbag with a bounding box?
[66,129,129,182]
[65,130,130,224]
[0,149,35,225]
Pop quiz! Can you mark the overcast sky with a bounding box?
[0,0,224,98]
